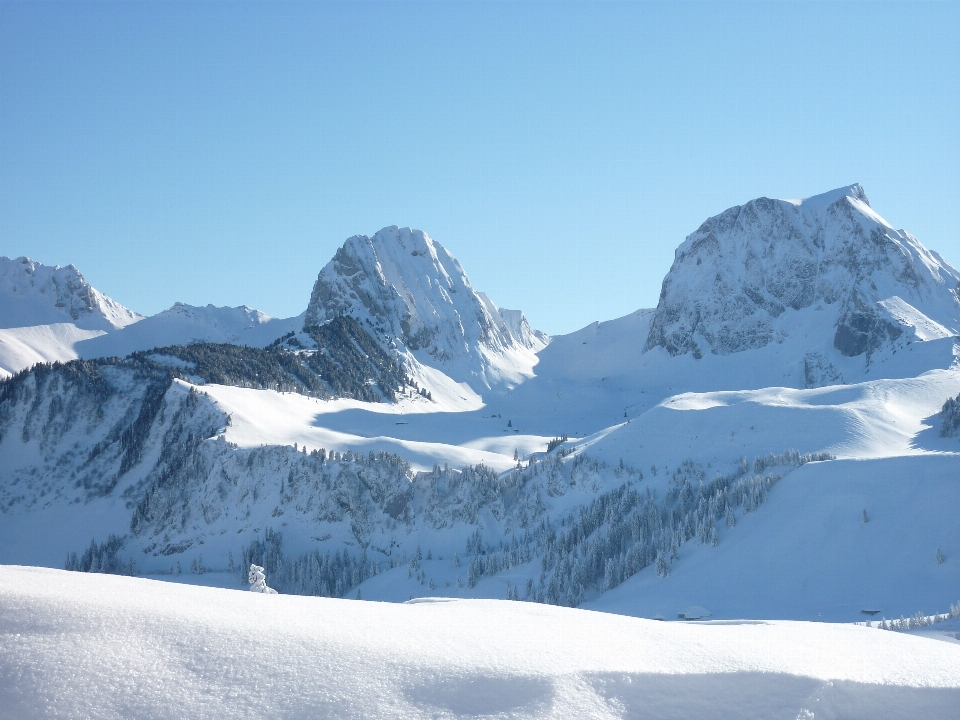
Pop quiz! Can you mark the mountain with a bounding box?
[76,303,305,361]
[0,256,312,376]
[0,257,143,377]
[304,226,547,391]
[0,256,142,331]
[646,184,960,361]
[1,187,958,628]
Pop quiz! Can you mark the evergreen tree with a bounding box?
[248,564,278,594]
[655,554,670,578]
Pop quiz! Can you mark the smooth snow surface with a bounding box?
[202,382,544,472]
[2,567,959,720]
[0,323,105,379]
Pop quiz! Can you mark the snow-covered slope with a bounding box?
[0,257,143,377]
[1,352,957,623]
[304,226,547,391]
[585,454,960,623]
[0,323,105,379]
[646,184,960,361]
[3,567,959,720]
[76,303,304,360]
[582,365,960,469]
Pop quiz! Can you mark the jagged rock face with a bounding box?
[304,226,546,367]
[645,185,960,358]
[0,256,142,331]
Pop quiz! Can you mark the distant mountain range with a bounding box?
[1,185,957,624]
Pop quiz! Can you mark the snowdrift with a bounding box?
[2,566,958,720]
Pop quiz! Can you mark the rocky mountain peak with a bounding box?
[303,227,546,389]
[645,185,960,359]
[0,256,142,331]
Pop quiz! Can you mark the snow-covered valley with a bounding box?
[3,185,960,716]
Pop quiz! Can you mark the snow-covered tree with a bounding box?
[725,506,736,527]
[939,393,960,436]
[248,564,278,594]
[655,554,670,578]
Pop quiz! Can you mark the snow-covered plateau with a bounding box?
[2,184,960,717]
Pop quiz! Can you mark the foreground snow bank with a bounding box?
[1,567,958,720]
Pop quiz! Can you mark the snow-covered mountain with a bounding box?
[0,256,142,331]
[646,184,960,362]
[0,257,143,377]
[76,303,305,360]
[0,255,311,376]
[1,186,959,630]
[304,226,547,391]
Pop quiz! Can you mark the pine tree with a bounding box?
[656,554,670,578]
[937,547,945,564]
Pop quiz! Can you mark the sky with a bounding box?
[1,1,959,336]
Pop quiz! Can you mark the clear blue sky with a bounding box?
[2,1,958,335]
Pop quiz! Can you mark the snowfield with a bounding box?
[2,566,959,720]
